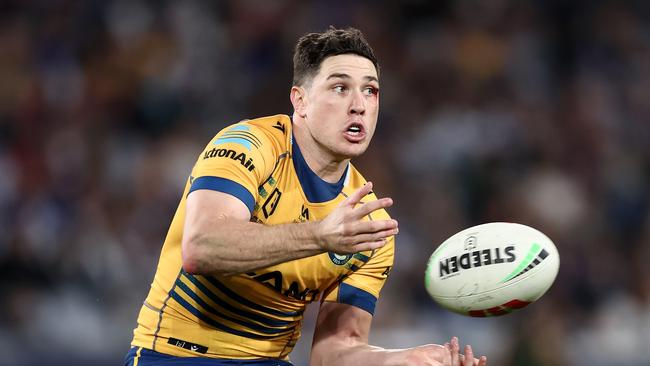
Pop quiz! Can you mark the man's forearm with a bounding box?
[312,340,480,366]
[182,219,325,275]
[311,343,408,366]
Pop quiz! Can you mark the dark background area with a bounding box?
[0,1,648,365]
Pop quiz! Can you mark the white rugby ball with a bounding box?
[425,222,559,317]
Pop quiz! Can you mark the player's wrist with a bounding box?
[282,220,328,253]
[305,220,329,252]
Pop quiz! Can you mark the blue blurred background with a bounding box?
[0,0,649,365]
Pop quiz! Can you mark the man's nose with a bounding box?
[349,90,365,115]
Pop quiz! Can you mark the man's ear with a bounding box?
[290,86,307,118]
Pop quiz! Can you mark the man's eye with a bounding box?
[364,87,378,95]
[334,85,346,93]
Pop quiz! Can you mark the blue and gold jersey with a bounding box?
[131,115,394,361]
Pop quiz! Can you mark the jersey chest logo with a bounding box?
[328,253,353,265]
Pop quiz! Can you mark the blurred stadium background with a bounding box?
[1,0,649,365]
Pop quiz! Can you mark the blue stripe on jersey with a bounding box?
[230,125,252,132]
[183,273,294,327]
[222,131,262,147]
[124,347,294,365]
[175,278,293,334]
[292,138,348,203]
[214,125,260,151]
[189,176,255,213]
[338,283,377,315]
[169,290,280,340]
[215,137,253,150]
[204,275,303,318]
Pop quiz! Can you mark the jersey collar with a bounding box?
[291,136,349,203]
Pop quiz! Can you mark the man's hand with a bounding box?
[316,182,399,253]
[311,303,488,366]
[398,337,487,366]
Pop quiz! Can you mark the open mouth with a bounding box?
[347,124,363,136]
[344,123,366,142]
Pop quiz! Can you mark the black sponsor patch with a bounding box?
[262,188,282,218]
[168,337,208,354]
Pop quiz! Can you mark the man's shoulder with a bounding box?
[237,114,292,140]
[212,114,292,152]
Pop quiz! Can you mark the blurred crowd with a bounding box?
[0,1,648,365]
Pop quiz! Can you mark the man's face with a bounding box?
[297,54,379,160]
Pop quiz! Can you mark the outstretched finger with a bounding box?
[353,197,394,218]
[350,220,399,238]
[343,182,373,207]
[464,345,474,366]
[351,239,389,252]
[450,337,460,365]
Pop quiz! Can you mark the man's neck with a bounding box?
[293,125,349,184]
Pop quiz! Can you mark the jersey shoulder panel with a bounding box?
[189,115,292,213]
[244,114,292,148]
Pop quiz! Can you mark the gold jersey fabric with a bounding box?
[130,115,394,361]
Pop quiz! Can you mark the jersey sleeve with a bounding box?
[188,122,278,213]
[322,217,395,315]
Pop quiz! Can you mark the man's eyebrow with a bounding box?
[326,73,379,83]
[326,73,351,80]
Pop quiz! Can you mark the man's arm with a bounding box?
[181,182,399,275]
[310,302,487,366]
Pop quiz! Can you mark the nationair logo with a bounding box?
[203,148,255,171]
[328,252,353,265]
[214,125,261,151]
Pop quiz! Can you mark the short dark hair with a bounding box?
[292,27,379,87]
